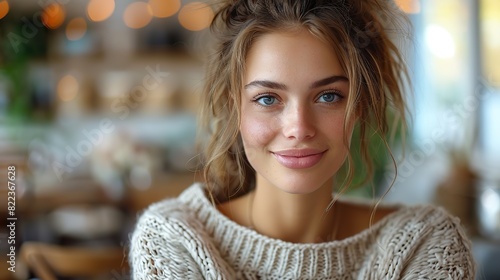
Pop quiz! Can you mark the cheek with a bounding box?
[323,116,354,159]
[329,116,355,144]
[240,114,276,153]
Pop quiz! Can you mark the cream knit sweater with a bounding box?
[130,183,475,279]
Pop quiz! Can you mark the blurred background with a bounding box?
[0,0,498,279]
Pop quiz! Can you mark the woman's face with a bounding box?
[240,29,354,194]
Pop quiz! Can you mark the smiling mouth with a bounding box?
[271,149,327,169]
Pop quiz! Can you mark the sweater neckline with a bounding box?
[178,183,418,278]
[181,183,406,248]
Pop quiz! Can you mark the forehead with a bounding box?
[243,29,346,87]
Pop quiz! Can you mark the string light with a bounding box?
[0,0,9,20]
[66,17,87,41]
[87,0,115,22]
[149,0,180,18]
[123,2,153,29]
[41,3,66,29]
[178,2,214,31]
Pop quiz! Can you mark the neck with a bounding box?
[249,176,338,243]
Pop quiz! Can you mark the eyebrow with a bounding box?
[244,75,349,90]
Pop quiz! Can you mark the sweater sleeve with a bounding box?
[400,207,476,279]
[129,207,205,279]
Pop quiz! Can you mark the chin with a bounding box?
[269,175,334,195]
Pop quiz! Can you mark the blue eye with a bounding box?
[317,92,342,103]
[255,95,277,106]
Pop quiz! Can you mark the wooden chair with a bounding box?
[20,242,129,280]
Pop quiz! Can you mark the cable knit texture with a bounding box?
[130,183,476,279]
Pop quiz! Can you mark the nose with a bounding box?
[282,104,316,140]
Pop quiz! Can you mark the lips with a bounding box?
[271,148,327,169]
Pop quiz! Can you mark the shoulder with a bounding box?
[134,182,208,224]
[129,183,235,279]
[385,204,471,240]
[131,184,198,231]
[382,204,476,279]
[130,182,212,251]
[128,184,196,278]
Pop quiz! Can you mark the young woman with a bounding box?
[130,0,476,279]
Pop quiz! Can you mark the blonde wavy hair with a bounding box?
[199,0,410,201]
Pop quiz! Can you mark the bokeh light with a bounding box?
[123,2,153,29]
[394,0,421,14]
[149,0,181,18]
[41,3,66,29]
[178,2,214,31]
[0,0,9,20]
[87,0,115,22]
[66,17,87,41]
[57,74,79,102]
[482,0,500,87]
[425,24,456,58]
